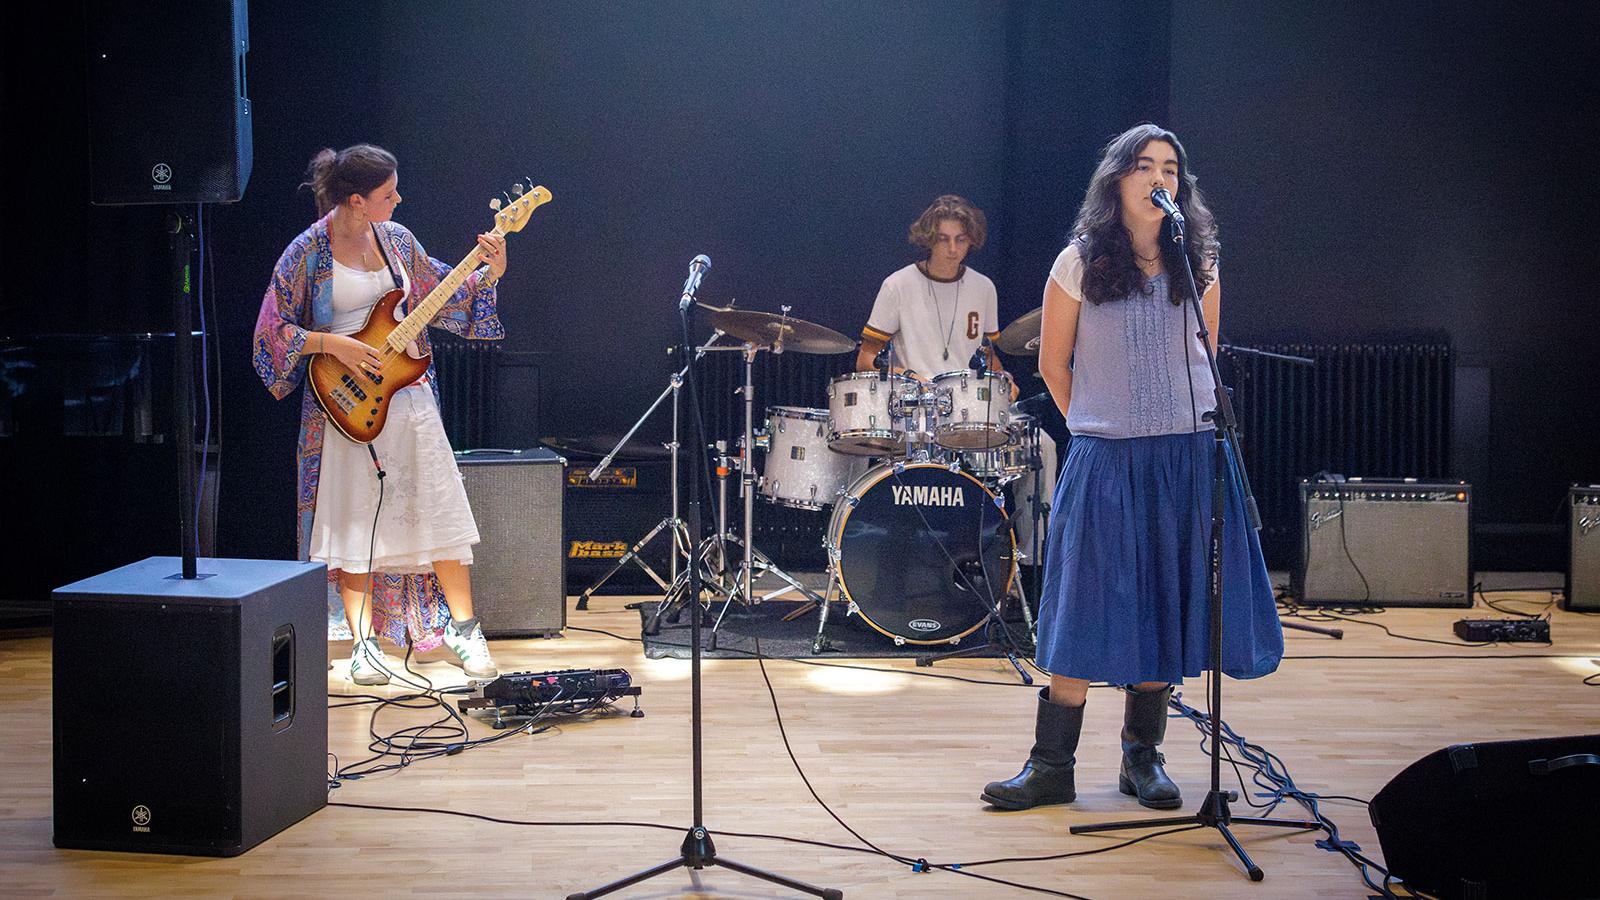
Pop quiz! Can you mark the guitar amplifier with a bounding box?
[563,458,675,595]
[1569,485,1600,611]
[1293,478,1472,607]
[456,449,566,637]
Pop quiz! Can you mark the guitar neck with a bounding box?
[386,230,502,350]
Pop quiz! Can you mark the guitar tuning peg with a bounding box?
[511,183,525,196]
[502,191,514,205]
[524,176,536,192]
[489,198,503,211]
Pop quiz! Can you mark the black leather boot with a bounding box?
[1119,685,1182,810]
[981,688,1083,810]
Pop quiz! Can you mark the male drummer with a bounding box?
[856,195,1058,570]
[856,195,1013,388]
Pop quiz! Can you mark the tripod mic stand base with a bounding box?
[569,826,843,900]
[1070,789,1319,882]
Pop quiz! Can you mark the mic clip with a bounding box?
[968,338,989,376]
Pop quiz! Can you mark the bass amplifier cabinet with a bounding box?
[563,459,675,595]
[1293,478,1471,607]
[456,449,567,637]
[1569,485,1600,611]
[53,557,327,856]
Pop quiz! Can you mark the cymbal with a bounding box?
[700,306,855,355]
[994,307,1043,355]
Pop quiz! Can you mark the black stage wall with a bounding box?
[2,1,1594,600]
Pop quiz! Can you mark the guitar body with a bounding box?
[308,288,433,444]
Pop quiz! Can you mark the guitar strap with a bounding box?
[369,222,404,300]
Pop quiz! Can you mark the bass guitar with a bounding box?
[309,182,551,443]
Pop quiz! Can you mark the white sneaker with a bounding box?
[348,637,393,686]
[444,620,498,678]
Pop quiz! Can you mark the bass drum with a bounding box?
[826,462,1016,645]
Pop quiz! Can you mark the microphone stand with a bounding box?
[1069,207,1320,880]
[570,271,841,900]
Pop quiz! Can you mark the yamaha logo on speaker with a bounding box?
[151,163,172,191]
[131,805,151,832]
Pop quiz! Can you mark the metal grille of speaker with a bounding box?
[456,449,566,636]
[1569,486,1600,611]
[1294,480,1471,607]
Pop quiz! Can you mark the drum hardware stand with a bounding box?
[1069,199,1320,880]
[577,329,731,610]
[573,263,841,900]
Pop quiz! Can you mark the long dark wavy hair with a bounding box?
[1071,124,1218,305]
[301,144,397,217]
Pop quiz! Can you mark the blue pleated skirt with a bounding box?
[1034,430,1283,685]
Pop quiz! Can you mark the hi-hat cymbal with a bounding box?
[700,306,855,354]
[994,307,1043,355]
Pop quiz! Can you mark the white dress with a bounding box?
[307,259,480,575]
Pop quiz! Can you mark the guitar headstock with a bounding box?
[490,179,553,234]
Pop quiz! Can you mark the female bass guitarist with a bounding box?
[253,143,507,686]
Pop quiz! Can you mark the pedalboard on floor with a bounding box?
[458,668,643,727]
[1452,618,1551,643]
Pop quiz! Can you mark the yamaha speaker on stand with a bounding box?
[87,0,251,205]
[53,558,327,856]
[456,449,568,637]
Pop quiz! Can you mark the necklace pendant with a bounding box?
[943,349,949,361]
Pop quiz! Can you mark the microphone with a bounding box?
[968,337,989,375]
[1150,187,1184,225]
[678,254,711,311]
[874,340,892,380]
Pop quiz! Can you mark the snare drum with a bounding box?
[759,407,866,510]
[932,369,1014,450]
[826,372,915,456]
[961,415,1035,480]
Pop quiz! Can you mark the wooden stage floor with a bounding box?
[3,583,1597,899]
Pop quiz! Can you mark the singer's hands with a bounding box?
[477,232,508,280]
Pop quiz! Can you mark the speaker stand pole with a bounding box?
[1069,214,1319,880]
[168,210,201,581]
[570,283,840,900]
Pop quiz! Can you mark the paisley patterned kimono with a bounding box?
[253,214,503,650]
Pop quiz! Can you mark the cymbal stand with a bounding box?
[576,328,725,610]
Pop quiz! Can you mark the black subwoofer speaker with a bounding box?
[52,557,326,856]
[1370,734,1600,899]
[456,449,566,637]
[86,0,252,204]
[1294,478,1471,607]
[1568,485,1600,611]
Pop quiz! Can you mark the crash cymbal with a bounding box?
[994,306,1043,356]
[701,307,855,354]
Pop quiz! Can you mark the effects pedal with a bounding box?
[1452,618,1550,643]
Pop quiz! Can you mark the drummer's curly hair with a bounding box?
[908,195,987,252]
[1071,124,1218,305]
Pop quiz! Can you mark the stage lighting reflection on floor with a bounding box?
[802,663,905,695]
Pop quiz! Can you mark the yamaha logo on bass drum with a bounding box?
[891,484,966,507]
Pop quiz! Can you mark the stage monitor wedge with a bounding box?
[86,0,252,204]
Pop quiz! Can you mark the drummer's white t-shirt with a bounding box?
[863,263,999,378]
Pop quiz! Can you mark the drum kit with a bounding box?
[588,298,1053,665]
